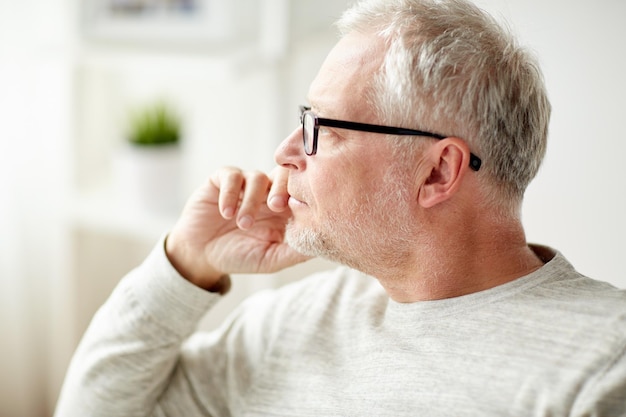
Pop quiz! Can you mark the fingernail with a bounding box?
[269,195,286,209]
[238,215,254,230]
[223,207,234,218]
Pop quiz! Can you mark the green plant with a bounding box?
[127,101,181,146]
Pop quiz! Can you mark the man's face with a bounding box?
[274,32,421,273]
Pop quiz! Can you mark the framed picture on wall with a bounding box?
[82,0,258,45]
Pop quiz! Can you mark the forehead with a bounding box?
[307,32,386,119]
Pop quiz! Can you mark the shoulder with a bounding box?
[218,266,385,351]
[258,265,386,325]
[535,248,626,315]
[528,245,626,310]
[183,266,386,366]
[520,247,626,364]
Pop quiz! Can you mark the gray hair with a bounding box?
[337,0,551,206]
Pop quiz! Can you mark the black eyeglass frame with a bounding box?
[299,105,482,171]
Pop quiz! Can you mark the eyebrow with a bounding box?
[305,98,329,116]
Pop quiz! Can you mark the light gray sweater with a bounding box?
[55,239,626,416]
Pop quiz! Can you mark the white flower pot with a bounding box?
[112,143,182,216]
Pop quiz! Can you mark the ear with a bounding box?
[418,138,470,208]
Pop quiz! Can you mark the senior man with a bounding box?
[56,0,626,416]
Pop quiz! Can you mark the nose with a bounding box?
[274,127,306,170]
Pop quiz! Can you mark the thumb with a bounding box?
[268,166,290,212]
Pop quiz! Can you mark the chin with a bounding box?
[285,223,319,257]
[285,221,333,258]
[285,221,357,269]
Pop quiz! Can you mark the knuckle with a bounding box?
[245,171,271,190]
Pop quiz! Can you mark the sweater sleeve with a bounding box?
[572,340,626,417]
[54,236,222,417]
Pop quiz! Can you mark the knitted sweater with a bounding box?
[55,239,626,416]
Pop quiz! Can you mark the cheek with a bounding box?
[314,173,384,223]
[306,143,401,213]
[310,163,366,204]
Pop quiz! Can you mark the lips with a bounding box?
[287,188,308,208]
[288,195,307,207]
[287,181,308,207]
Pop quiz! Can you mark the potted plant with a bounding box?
[113,101,183,215]
[127,101,181,147]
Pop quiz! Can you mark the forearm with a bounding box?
[55,237,220,417]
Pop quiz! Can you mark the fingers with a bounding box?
[212,167,273,230]
[213,168,244,219]
[268,166,290,212]
[235,172,271,229]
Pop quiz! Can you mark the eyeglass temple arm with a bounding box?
[317,116,482,171]
[301,106,481,171]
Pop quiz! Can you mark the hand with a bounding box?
[165,166,311,291]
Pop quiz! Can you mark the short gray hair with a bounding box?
[337,0,551,205]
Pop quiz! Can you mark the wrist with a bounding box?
[164,234,230,294]
[205,274,232,295]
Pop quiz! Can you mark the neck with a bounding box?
[375,208,544,303]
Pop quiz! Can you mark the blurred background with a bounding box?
[0,0,624,415]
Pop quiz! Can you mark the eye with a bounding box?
[318,126,332,136]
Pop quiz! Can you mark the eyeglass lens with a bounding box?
[302,111,315,155]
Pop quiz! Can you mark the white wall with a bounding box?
[0,0,76,416]
[473,0,626,288]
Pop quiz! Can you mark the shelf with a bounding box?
[68,187,178,242]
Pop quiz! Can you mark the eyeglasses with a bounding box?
[299,105,482,171]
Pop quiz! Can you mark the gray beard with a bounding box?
[284,219,340,260]
[283,161,417,272]
[284,207,413,273]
